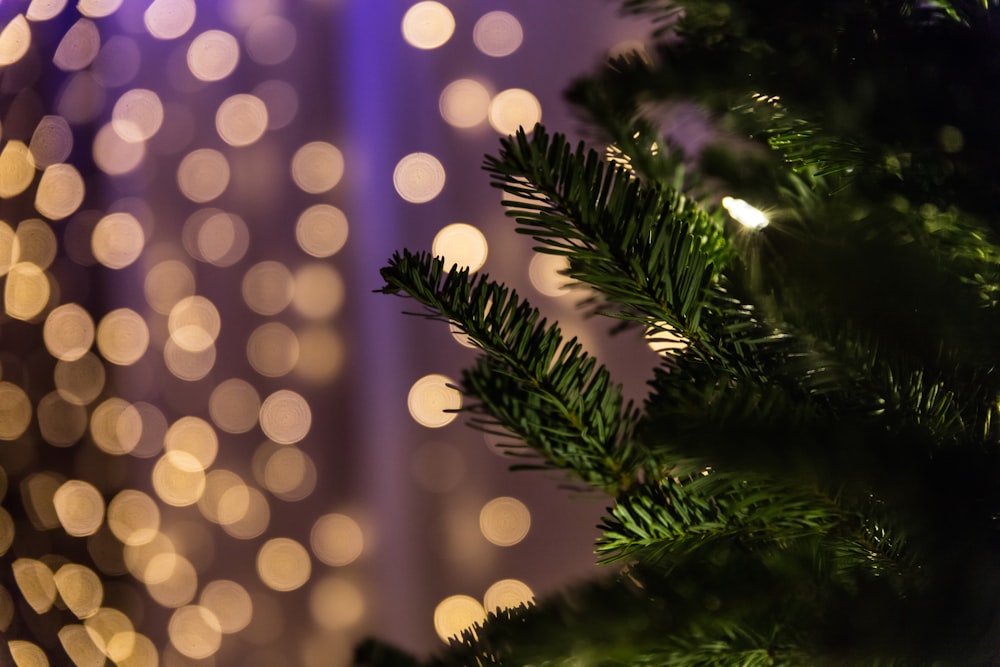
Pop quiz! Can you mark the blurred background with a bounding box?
[0,1,655,664]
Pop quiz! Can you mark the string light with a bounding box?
[722,196,769,230]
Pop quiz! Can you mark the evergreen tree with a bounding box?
[371,1,1000,664]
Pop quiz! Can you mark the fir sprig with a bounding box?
[379,251,644,491]
[596,474,844,563]
[484,127,789,379]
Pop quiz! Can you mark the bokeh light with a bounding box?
[187,30,239,82]
[111,88,164,142]
[0,3,620,661]
[257,538,311,592]
[53,563,103,619]
[473,11,524,57]
[145,259,196,315]
[432,223,489,272]
[168,605,222,659]
[93,123,146,176]
[37,391,88,447]
[164,416,219,469]
[242,261,294,316]
[53,479,105,537]
[145,0,197,40]
[0,15,31,67]
[177,149,230,203]
[259,389,311,445]
[208,379,261,434]
[479,496,531,547]
[43,303,94,361]
[200,580,252,634]
[489,88,542,135]
[393,152,446,203]
[5,262,50,321]
[12,559,56,614]
[291,141,344,194]
[163,338,217,381]
[407,374,462,428]
[293,325,344,384]
[90,395,143,454]
[152,451,207,507]
[0,383,32,440]
[310,513,364,567]
[439,79,491,129]
[193,211,250,267]
[96,308,149,366]
[246,15,297,65]
[216,94,268,147]
[528,252,571,297]
[402,1,455,50]
[247,322,299,378]
[7,641,47,667]
[55,352,106,406]
[168,295,221,353]
[53,19,100,71]
[483,578,534,612]
[262,446,317,501]
[27,1,68,22]
[29,115,73,167]
[92,212,145,269]
[295,204,349,258]
[16,219,57,270]
[107,489,161,546]
[198,469,250,526]
[309,576,365,630]
[291,263,345,320]
[35,163,85,220]
[221,486,269,540]
[433,595,486,643]
[58,624,105,666]
[0,141,36,198]
[77,0,124,18]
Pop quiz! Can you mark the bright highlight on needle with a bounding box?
[722,196,768,230]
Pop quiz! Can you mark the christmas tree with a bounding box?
[373,0,1000,665]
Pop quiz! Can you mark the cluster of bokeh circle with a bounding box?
[393,1,547,645]
[0,0,366,665]
[0,0,608,662]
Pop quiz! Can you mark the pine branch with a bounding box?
[379,250,643,491]
[484,127,791,380]
[596,474,844,564]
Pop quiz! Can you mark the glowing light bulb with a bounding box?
[722,196,768,230]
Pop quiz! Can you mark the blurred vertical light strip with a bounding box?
[338,0,424,651]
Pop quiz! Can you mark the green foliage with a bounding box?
[373,0,1000,664]
[380,250,643,491]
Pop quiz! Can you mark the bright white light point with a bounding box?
[401,1,455,50]
[407,374,461,428]
[432,223,488,272]
[722,196,768,230]
[393,153,445,203]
